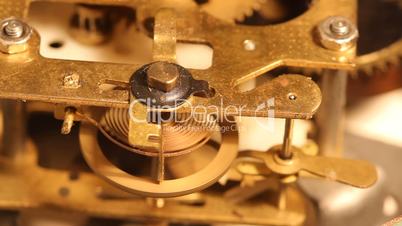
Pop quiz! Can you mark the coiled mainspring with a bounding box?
[100,108,218,157]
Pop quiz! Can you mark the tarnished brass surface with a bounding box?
[237,145,377,188]
[355,40,402,75]
[0,0,371,225]
[152,8,177,63]
[0,140,307,226]
[103,108,217,157]
[0,0,356,119]
[128,103,162,150]
[198,0,264,22]
[80,122,238,197]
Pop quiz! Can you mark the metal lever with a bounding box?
[235,146,377,188]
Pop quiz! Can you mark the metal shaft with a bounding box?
[281,118,294,159]
[316,69,347,157]
[61,107,76,135]
[1,100,26,158]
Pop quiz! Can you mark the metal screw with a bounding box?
[0,18,32,54]
[63,72,81,89]
[147,61,179,92]
[317,16,358,51]
[4,20,24,38]
[329,20,350,36]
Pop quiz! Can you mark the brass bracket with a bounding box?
[0,0,357,119]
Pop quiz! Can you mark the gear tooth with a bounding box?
[201,0,264,23]
[355,39,402,77]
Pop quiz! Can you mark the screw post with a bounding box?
[4,20,24,38]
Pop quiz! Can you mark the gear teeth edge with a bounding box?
[353,40,402,78]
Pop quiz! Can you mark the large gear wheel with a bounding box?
[344,0,402,100]
[355,41,402,76]
[353,0,402,76]
[195,0,266,22]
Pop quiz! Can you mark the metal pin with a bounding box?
[61,107,76,135]
[280,118,294,159]
[157,144,165,183]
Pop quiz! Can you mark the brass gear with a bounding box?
[80,121,239,198]
[352,0,402,77]
[295,0,401,79]
[354,38,402,77]
[197,0,266,22]
[293,41,401,78]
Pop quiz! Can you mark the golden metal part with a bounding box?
[351,0,401,77]
[128,103,161,150]
[0,0,366,225]
[80,121,238,197]
[0,0,354,119]
[127,8,178,151]
[101,108,217,156]
[355,40,402,76]
[152,8,177,63]
[147,61,179,92]
[166,141,218,178]
[239,145,377,188]
[60,107,76,134]
[0,140,307,226]
[199,0,265,22]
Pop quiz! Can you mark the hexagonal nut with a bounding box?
[0,19,32,54]
[0,39,30,54]
[317,16,358,51]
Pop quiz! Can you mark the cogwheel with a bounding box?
[350,0,402,77]
[354,40,402,77]
[195,0,266,22]
[294,0,402,78]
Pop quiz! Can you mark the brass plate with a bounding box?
[0,0,356,119]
